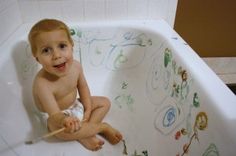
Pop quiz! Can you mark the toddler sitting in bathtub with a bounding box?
[28,19,122,151]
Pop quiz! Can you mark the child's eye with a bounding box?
[42,47,51,54]
[59,43,67,49]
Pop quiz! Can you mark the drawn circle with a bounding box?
[163,107,176,127]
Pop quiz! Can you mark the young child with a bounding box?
[28,19,122,151]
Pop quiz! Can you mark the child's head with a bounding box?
[28,19,73,57]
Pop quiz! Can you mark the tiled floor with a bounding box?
[203,57,236,85]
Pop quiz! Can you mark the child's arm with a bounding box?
[77,63,92,121]
[48,112,81,133]
[35,79,80,132]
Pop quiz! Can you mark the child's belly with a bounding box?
[57,90,77,110]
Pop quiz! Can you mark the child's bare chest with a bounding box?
[52,73,78,108]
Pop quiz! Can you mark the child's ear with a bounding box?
[35,57,39,62]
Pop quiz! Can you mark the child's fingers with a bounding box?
[63,118,73,132]
[73,118,80,131]
[62,116,84,133]
[69,117,80,133]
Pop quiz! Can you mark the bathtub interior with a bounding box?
[0,20,236,156]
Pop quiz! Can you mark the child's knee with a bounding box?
[102,97,111,110]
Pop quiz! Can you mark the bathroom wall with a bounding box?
[0,0,22,45]
[174,0,236,57]
[0,0,178,46]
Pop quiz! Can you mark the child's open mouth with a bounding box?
[53,62,66,71]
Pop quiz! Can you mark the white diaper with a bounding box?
[62,100,84,121]
[40,99,84,127]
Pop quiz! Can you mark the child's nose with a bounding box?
[53,50,61,59]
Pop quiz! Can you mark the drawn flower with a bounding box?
[175,131,181,140]
[194,112,208,131]
[181,128,187,135]
[181,70,188,81]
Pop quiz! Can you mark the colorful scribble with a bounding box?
[146,46,218,155]
[146,47,193,106]
[163,107,177,127]
[175,112,208,156]
[154,98,184,135]
[114,82,135,111]
[70,27,152,71]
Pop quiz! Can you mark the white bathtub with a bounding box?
[0,20,236,156]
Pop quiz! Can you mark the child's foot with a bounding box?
[78,136,104,151]
[100,123,123,145]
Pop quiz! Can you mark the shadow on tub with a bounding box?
[11,40,59,143]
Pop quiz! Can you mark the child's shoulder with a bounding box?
[33,70,48,85]
[73,59,82,69]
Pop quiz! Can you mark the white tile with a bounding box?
[127,0,148,20]
[0,0,16,12]
[106,0,127,20]
[166,0,178,27]
[148,0,167,20]
[61,0,84,22]
[18,0,37,1]
[0,3,22,45]
[38,1,63,20]
[19,1,40,22]
[84,0,106,21]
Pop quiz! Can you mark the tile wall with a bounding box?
[0,0,178,46]
[0,0,22,45]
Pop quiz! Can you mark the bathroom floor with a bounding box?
[203,57,236,95]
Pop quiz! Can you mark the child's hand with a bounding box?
[62,116,80,133]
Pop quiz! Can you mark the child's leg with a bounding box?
[89,96,123,144]
[78,96,122,149]
[48,96,122,150]
[48,121,106,151]
[89,96,111,123]
[77,96,110,150]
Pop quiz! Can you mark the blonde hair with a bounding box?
[28,19,73,57]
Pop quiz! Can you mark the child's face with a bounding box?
[34,29,74,78]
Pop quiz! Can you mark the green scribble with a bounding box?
[132,150,142,156]
[172,59,177,73]
[122,81,128,89]
[202,143,219,156]
[193,93,200,108]
[70,29,76,36]
[114,50,128,69]
[164,48,172,67]
[21,62,30,73]
[147,39,152,46]
[122,140,128,155]
[77,30,82,38]
[131,149,148,156]
[171,82,180,98]
[142,150,148,156]
[114,94,134,111]
[181,81,189,100]
[95,47,102,55]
